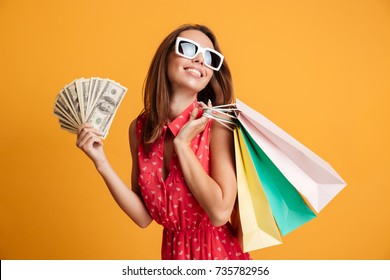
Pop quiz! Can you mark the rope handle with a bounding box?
[202,104,240,131]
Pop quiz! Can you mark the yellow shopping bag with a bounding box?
[231,128,282,252]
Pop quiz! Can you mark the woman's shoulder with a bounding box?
[129,113,147,141]
[131,112,147,127]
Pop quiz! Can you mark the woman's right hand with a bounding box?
[76,123,107,168]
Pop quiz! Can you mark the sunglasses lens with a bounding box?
[205,51,222,69]
[178,41,198,58]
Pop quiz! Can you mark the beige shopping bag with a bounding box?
[231,128,282,252]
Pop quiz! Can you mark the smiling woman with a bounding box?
[1,0,389,261]
[76,24,250,260]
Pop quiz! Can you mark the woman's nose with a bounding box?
[192,52,204,65]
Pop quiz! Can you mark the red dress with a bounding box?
[136,101,250,260]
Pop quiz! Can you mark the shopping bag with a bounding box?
[236,99,346,212]
[239,125,317,236]
[232,128,282,252]
[204,99,346,249]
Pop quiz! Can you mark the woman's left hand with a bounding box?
[174,100,211,146]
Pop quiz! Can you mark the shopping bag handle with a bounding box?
[203,104,239,131]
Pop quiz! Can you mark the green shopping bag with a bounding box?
[238,124,316,236]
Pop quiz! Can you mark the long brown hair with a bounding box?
[142,24,233,146]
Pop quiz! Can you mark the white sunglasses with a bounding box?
[175,37,224,71]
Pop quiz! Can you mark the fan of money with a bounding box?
[53,77,128,139]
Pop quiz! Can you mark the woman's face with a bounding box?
[167,29,215,96]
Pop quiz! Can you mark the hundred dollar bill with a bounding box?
[87,77,105,117]
[86,77,97,115]
[75,78,90,123]
[63,80,82,124]
[54,77,128,137]
[54,91,79,127]
[86,80,127,138]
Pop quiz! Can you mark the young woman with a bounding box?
[76,24,250,260]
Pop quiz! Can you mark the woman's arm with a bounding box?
[76,122,153,228]
[173,106,237,227]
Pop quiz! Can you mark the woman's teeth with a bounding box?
[186,68,201,77]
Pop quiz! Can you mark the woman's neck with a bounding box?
[168,93,197,122]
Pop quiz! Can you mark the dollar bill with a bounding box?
[75,78,89,123]
[87,77,105,117]
[86,77,97,115]
[86,80,127,139]
[54,91,79,127]
[53,77,128,138]
[63,80,82,124]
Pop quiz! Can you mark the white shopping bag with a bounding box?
[236,99,346,212]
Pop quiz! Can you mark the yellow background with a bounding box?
[1,0,389,259]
